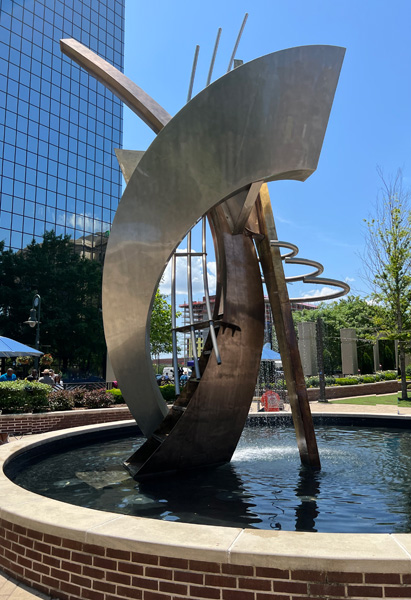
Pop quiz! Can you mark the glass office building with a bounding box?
[0,0,124,252]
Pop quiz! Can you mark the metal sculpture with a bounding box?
[61,38,348,478]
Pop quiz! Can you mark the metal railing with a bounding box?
[62,381,115,391]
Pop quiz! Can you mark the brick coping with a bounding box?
[1,421,411,575]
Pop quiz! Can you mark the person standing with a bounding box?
[38,369,55,385]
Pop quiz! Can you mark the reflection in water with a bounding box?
[137,464,261,528]
[8,424,411,533]
[294,466,321,532]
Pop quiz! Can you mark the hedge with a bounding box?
[0,381,51,413]
[0,384,114,413]
[305,370,398,387]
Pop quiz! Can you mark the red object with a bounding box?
[261,390,281,412]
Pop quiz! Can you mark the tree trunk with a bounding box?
[399,343,408,401]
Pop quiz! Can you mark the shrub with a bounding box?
[381,371,398,381]
[304,375,336,388]
[24,381,51,412]
[334,377,359,386]
[159,384,176,402]
[48,390,75,411]
[71,388,86,408]
[360,375,377,384]
[305,376,319,388]
[0,381,51,413]
[83,389,114,409]
[0,381,27,413]
[108,388,124,404]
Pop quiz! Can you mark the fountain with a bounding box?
[1,38,411,600]
[59,38,350,478]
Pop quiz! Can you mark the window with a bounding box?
[25,184,36,202]
[0,229,11,247]
[48,161,58,177]
[24,201,35,218]
[22,233,35,248]
[5,89,17,112]
[1,194,12,212]
[37,156,48,173]
[47,175,57,192]
[17,99,29,118]
[46,190,56,207]
[37,172,47,189]
[46,207,56,222]
[36,204,46,220]
[19,51,31,72]
[35,221,46,236]
[12,213,23,230]
[26,168,37,185]
[57,194,66,209]
[23,217,34,234]
[67,181,76,199]
[17,115,28,133]
[14,164,25,182]
[57,179,66,194]
[0,211,12,230]
[11,231,22,249]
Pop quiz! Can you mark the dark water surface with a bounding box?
[9,425,411,532]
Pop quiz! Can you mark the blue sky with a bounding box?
[121,0,411,301]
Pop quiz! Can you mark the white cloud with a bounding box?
[345,276,355,283]
[300,286,336,300]
[159,249,216,299]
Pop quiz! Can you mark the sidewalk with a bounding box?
[309,399,411,416]
[250,397,411,416]
[0,573,54,599]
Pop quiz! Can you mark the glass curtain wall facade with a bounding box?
[0,0,124,252]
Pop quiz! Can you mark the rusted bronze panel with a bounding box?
[125,209,265,477]
[255,184,320,468]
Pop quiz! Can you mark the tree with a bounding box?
[362,169,411,400]
[0,231,105,375]
[150,289,174,357]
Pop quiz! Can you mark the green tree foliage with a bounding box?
[293,296,393,374]
[0,231,105,374]
[150,289,174,356]
[362,169,411,400]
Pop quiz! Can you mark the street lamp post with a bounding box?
[24,294,41,370]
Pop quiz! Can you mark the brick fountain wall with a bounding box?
[0,519,409,600]
[0,406,134,436]
[1,423,411,600]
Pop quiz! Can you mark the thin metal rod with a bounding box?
[187,45,200,103]
[201,218,221,364]
[227,13,248,72]
[206,27,222,86]
[187,231,201,379]
[171,254,180,395]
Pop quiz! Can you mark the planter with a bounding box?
[307,379,400,401]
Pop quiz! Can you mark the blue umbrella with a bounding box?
[261,343,281,361]
[0,336,43,358]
